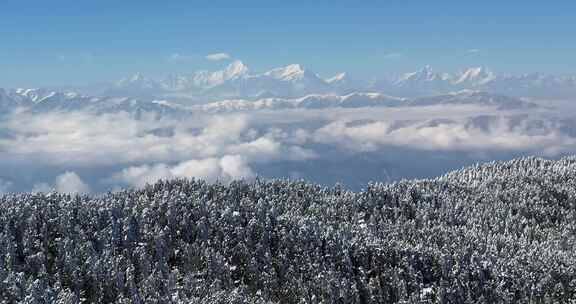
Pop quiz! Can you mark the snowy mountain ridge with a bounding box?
[106,62,576,101]
[0,87,536,118]
[195,90,536,113]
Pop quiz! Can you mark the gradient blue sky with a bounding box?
[1,0,575,87]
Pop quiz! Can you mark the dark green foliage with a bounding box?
[1,156,576,303]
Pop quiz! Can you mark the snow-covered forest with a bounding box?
[1,156,576,303]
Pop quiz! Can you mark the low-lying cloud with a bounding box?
[31,171,90,194]
[55,172,91,193]
[111,155,255,188]
[2,106,576,193]
[0,112,302,167]
[0,111,315,191]
[0,179,13,194]
[313,116,576,155]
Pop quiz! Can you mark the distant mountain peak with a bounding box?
[419,65,436,77]
[326,72,348,84]
[265,64,308,80]
[14,88,56,103]
[396,66,452,84]
[95,63,576,101]
[283,63,305,73]
[450,89,483,95]
[117,73,159,89]
[454,67,495,85]
[129,72,145,82]
[224,60,249,79]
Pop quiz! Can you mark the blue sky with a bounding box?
[1,0,575,87]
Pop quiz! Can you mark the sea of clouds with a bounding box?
[1,102,575,193]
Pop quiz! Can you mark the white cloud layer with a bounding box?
[0,111,316,190]
[1,105,576,192]
[0,112,296,166]
[205,52,231,61]
[55,172,91,193]
[30,172,90,193]
[0,179,13,194]
[112,155,255,188]
[312,116,576,155]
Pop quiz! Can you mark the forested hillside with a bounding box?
[1,157,576,303]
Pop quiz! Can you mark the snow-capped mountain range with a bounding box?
[0,62,563,118]
[99,62,576,101]
[195,93,407,113]
[0,87,536,119]
[0,88,186,118]
[374,66,576,98]
[196,90,536,113]
[104,61,340,102]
